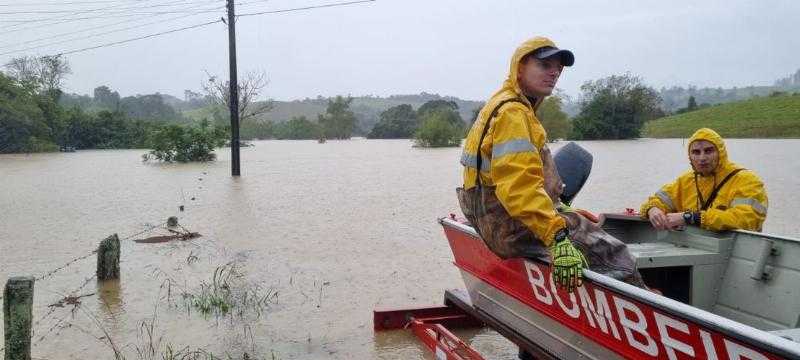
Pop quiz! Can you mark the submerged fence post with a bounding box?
[4,276,34,360]
[97,234,120,281]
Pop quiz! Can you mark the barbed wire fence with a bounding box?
[2,218,175,357]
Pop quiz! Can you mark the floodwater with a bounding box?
[1,138,798,359]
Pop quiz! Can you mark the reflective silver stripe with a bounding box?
[731,197,768,215]
[655,190,676,211]
[492,139,537,159]
[460,152,490,172]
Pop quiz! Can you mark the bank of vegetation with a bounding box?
[0,56,229,160]
[5,54,798,156]
[643,92,800,138]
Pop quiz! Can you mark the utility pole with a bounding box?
[226,0,241,176]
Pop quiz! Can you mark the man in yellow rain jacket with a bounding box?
[457,37,644,292]
[641,128,768,231]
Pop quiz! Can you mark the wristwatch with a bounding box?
[683,211,700,225]
[682,211,693,225]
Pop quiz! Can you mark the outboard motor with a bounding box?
[553,142,593,205]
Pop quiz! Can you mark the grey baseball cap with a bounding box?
[532,46,575,67]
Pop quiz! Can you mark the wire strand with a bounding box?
[0,11,219,54]
[0,7,224,21]
[0,0,155,6]
[0,0,219,14]
[31,221,168,283]
[0,0,188,33]
[236,0,375,17]
[0,0,221,50]
[0,0,153,30]
[56,19,221,56]
[1,0,377,60]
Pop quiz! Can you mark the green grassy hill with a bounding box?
[644,93,800,138]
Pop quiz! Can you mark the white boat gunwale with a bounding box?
[602,212,800,244]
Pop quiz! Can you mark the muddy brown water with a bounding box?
[1,138,798,359]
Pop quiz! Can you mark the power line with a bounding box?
[234,0,272,7]
[236,0,375,17]
[0,7,223,22]
[0,3,223,15]
[0,0,261,8]
[0,13,222,26]
[0,0,221,49]
[5,0,377,59]
[0,0,157,32]
[0,12,217,55]
[0,0,172,32]
[0,0,152,5]
[0,0,222,39]
[55,18,220,56]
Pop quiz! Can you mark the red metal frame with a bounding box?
[374,304,486,359]
[373,305,482,331]
[410,318,485,360]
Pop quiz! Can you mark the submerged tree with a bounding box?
[275,116,319,139]
[143,120,227,162]
[367,104,417,139]
[414,107,463,147]
[417,99,459,120]
[318,96,357,139]
[571,73,664,140]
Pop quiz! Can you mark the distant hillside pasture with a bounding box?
[644,93,800,138]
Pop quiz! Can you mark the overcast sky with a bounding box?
[1,0,798,101]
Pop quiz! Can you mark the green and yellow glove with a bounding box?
[549,230,588,293]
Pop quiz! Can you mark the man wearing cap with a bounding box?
[641,128,768,232]
[458,36,645,293]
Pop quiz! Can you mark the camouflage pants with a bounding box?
[457,185,645,287]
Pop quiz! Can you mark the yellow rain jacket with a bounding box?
[640,128,768,231]
[461,37,565,246]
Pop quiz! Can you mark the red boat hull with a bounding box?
[442,218,798,360]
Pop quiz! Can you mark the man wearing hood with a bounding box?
[641,128,768,231]
[458,37,645,293]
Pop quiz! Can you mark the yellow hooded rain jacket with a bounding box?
[640,128,768,231]
[461,37,565,246]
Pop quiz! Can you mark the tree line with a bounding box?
[3,53,746,156]
[364,97,571,145]
[0,69,229,157]
[238,98,470,147]
[0,66,650,154]
[354,73,667,142]
[234,95,359,140]
[0,56,228,161]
